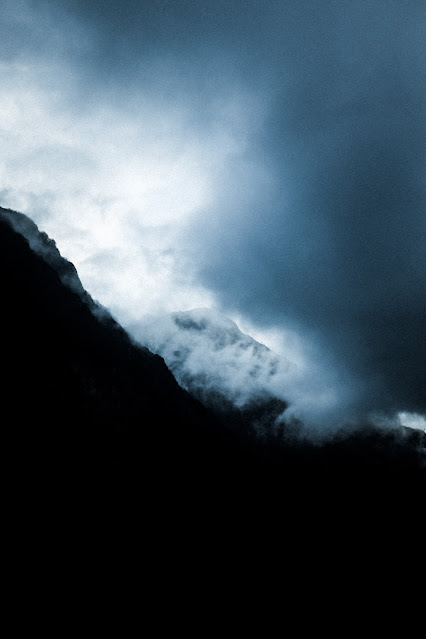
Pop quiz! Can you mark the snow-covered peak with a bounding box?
[130,308,290,410]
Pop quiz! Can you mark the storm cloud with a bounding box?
[183,0,426,421]
[1,0,425,427]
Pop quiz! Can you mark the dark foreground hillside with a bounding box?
[0,207,242,504]
[1,207,425,570]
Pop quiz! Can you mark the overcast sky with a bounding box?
[1,0,425,427]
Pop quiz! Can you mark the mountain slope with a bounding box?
[1,206,425,539]
[0,206,251,509]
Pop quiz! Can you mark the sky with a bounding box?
[1,0,425,430]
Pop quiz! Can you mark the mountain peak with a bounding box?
[129,307,288,431]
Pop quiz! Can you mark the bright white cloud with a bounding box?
[0,56,266,323]
[398,412,426,433]
[133,307,288,406]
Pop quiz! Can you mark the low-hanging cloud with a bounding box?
[130,307,344,432]
[131,308,286,408]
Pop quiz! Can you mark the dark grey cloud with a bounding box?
[184,1,426,419]
[1,0,425,424]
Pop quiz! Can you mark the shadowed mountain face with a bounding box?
[0,206,236,506]
[1,206,425,545]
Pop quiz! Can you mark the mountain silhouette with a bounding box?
[1,205,425,563]
[0,206,250,509]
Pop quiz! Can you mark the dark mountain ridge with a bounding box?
[1,206,425,548]
[0,206,243,500]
